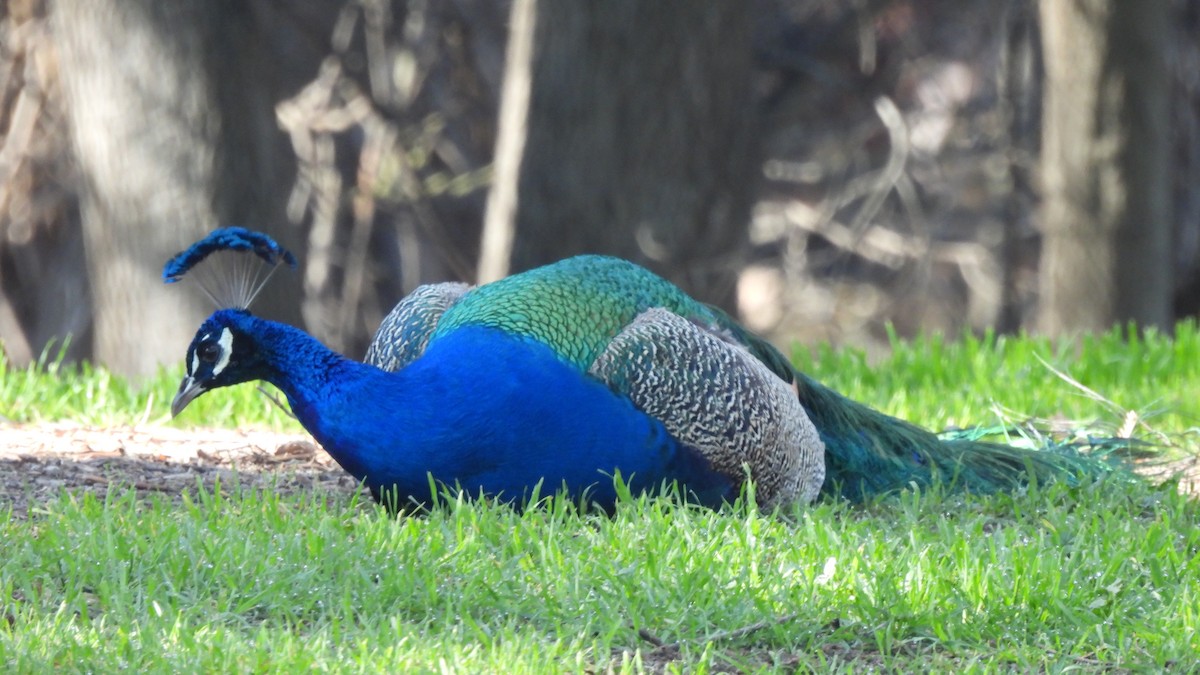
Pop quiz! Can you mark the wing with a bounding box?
[588,308,826,508]
[364,282,472,372]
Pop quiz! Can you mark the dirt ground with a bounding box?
[0,424,363,516]
[2,424,1197,517]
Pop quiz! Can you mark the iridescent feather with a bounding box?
[163,227,297,310]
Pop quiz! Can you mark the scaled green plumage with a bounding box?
[431,256,722,368]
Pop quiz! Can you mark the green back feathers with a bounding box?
[432,256,725,368]
[433,255,800,381]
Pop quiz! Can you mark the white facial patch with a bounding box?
[212,327,234,376]
[190,332,210,375]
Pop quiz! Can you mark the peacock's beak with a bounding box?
[171,376,206,417]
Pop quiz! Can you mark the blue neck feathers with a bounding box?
[234,315,734,510]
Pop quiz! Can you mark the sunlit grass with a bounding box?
[0,343,299,430]
[1,479,1196,671]
[794,321,1200,448]
[1,323,1198,671]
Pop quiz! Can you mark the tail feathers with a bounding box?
[792,372,1120,502]
[698,304,1126,500]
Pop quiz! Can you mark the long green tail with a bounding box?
[791,372,1118,501]
[698,302,1122,500]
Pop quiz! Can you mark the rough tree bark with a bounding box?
[479,0,759,310]
[1036,0,1172,334]
[52,0,325,378]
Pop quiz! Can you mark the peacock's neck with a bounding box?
[226,320,734,507]
[245,318,369,423]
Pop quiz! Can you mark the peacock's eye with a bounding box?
[197,342,222,364]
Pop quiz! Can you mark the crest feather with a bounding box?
[163,227,297,309]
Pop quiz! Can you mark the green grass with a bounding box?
[0,342,299,430]
[793,322,1200,438]
[2,323,1199,671]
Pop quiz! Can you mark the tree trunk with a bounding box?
[53,0,321,377]
[1036,0,1172,334]
[54,0,218,378]
[479,0,759,310]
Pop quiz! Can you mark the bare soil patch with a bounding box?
[0,423,361,515]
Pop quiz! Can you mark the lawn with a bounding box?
[1,324,1198,672]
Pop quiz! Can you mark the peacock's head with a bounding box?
[163,227,297,418]
[171,309,267,417]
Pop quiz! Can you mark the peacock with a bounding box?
[165,227,1115,511]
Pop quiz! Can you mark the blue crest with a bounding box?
[163,226,297,309]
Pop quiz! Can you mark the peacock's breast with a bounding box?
[307,324,731,509]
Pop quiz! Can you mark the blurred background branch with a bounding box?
[1,0,1196,376]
